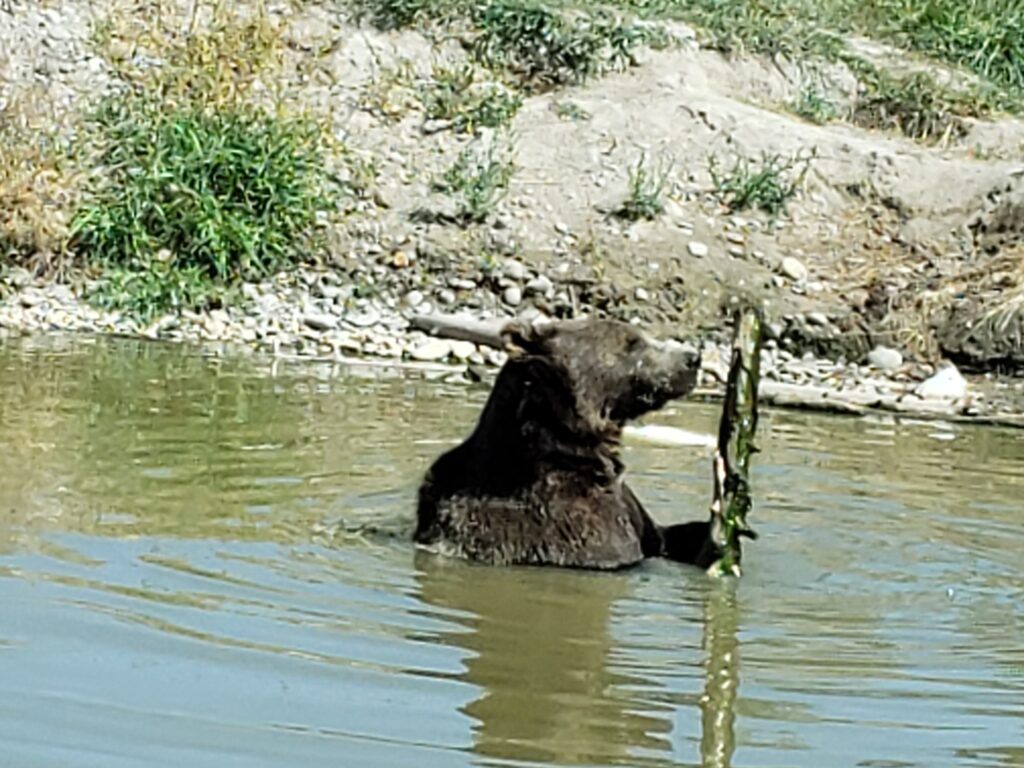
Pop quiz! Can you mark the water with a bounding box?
[1,335,1022,768]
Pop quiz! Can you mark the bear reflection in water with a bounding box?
[414,553,673,766]
[415,318,723,570]
[414,553,742,767]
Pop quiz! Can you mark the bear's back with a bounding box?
[417,471,646,569]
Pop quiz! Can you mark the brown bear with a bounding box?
[414,317,723,570]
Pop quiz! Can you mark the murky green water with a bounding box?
[1,335,1022,768]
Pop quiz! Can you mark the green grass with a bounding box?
[792,84,839,124]
[433,138,516,224]
[709,149,815,217]
[70,95,339,319]
[849,64,982,142]
[617,0,1024,135]
[422,62,523,132]
[350,0,655,89]
[614,154,672,221]
[552,100,592,120]
[850,0,1024,96]
[473,0,651,88]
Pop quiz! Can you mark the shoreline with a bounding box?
[4,271,1024,431]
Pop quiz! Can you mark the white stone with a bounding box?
[867,345,903,371]
[449,340,477,360]
[915,363,968,400]
[781,256,808,282]
[303,313,337,332]
[409,338,452,362]
[687,241,709,258]
[525,275,553,297]
[503,260,527,281]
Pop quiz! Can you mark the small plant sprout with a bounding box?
[708,149,816,217]
[615,154,673,222]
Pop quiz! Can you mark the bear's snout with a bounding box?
[647,338,701,396]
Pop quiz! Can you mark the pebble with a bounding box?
[781,256,808,282]
[20,289,44,308]
[503,285,523,306]
[525,275,553,297]
[867,345,903,371]
[303,313,337,332]
[687,241,709,258]
[915,363,968,401]
[806,312,829,327]
[403,289,424,308]
[503,260,527,281]
[409,338,452,362]
[347,307,381,328]
[449,340,477,360]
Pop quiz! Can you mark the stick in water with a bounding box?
[707,308,764,578]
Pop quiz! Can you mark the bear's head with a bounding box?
[501,318,701,440]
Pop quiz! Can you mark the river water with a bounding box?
[1,335,1021,768]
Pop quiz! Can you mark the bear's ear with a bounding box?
[501,319,556,356]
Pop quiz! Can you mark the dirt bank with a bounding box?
[3,0,1024,379]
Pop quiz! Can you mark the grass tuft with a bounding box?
[614,154,672,221]
[350,0,656,90]
[422,62,523,132]
[792,84,839,125]
[433,138,516,224]
[709,149,815,217]
[69,95,338,320]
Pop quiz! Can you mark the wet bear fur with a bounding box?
[414,318,723,570]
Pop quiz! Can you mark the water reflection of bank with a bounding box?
[415,554,744,768]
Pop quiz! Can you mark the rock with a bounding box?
[781,256,808,282]
[503,285,523,306]
[409,338,451,362]
[525,275,554,298]
[449,340,477,361]
[437,288,457,306]
[402,290,424,308]
[806,311,829,327]
[915,363,968,401]
[347,307,381,327]
[634,287,650,302]
[304,313,337,332]
[687,241,709,258]
[503,260,527,281]
[19,289,44,308]
[867,345,903,371]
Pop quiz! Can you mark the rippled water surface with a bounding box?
[1,335,1022,768]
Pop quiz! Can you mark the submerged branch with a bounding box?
[707,308,764,578]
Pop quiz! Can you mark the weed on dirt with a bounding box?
[709,149,815,217]
[614,154,672,221]
[433,137,516,224]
